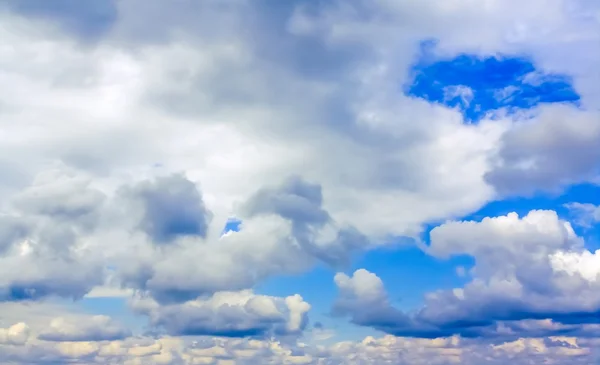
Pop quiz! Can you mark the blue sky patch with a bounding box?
[222,217,242,235]
[406,48,581,122]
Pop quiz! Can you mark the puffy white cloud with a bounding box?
[334,212,600,338]
[131,290,310,338]
[38,315,131,342]
[428,209,581,266]
[0,322,30,346]
[333,269,390,318]
[2,315,599,365]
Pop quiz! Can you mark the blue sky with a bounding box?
[0,0,599,364]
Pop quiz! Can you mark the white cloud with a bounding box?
[424,210,600,328]
[485,105,600,195]
[1,315,599,365]
[38,315,131,342]
[130,289,311,338]
[0,322,29,346]
[565,202,600,227]
[333,211,600,338]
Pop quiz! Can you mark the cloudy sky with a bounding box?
[0,0,599,364]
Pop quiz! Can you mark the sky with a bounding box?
[0,0,599,364]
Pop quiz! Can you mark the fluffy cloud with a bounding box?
[0,322,30,346]
[11,164,106,225]
[112,174,369,304]
[38,315,131,342]
[242,175,368,266]
[423,210,600,329]
[131,290,310,338]
[0,169,362,304]
[334,211,600,338]
[0,317,598,365]
[485,105,600,195]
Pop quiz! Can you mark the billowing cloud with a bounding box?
[243,175,367,266]
[131,290,310,338]
[0,322,30,346]
[334,211,600,338]
[120,174,212,243]
[485,105,600,195]
[38,315,131,342]
[0,317,599,365]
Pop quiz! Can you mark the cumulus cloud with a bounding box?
[11,164,106,226]
[422,210,600,330]
[243,175,368,266]
[1,318,598,365]
[131,290,310,338]
[38,315,131,342]
[120,174,212,243]
[334,211,600,339]
[485,105,600,195]
[0,322,30,346]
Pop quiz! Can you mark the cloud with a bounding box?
[38,315,131,342]
[243,175,368,266]
[11,163,106,226]
[0,214,30,254]
[0,0,513,240]
[120,174,212,243]
[131,290,310,338]
[0,0,598,361]
[334,211,600,338]
[485,105,600,195]
[0,322,30,346]
[565,203,600,228]
[1,318,598,365]
[0,165,105,301]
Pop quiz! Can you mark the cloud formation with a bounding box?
[131,290,310,338]
[0,314,598,365]
[37,315,131,342]
[334,211,600,338]
[0,0,598,363]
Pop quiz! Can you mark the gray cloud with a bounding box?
[0,215,30,254]
[122,174,212,244]
[243,175,367,267]
[485,105,600,195]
